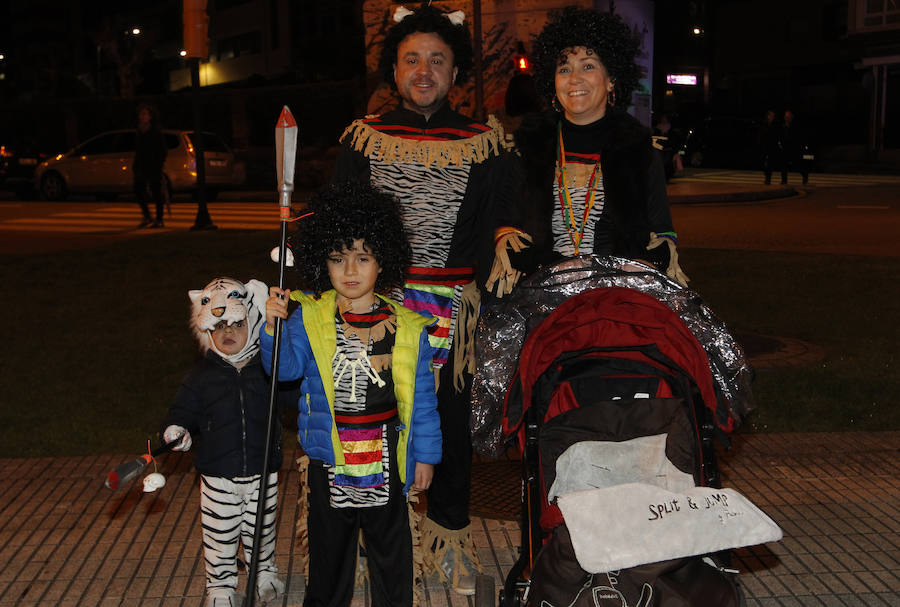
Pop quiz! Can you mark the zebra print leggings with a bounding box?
[200,473,279,590]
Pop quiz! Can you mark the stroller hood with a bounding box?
[471,255,754,457]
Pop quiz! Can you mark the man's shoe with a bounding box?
[137,217,153,228]
[440,549,477,596]
[150,220,164,228]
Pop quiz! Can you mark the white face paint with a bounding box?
[142,472,166,493]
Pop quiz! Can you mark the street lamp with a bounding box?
[692,27,703,35]
[131,27,142,35]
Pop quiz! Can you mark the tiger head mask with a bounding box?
[188,277,268,365]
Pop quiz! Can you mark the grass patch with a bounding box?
[680,248,900,433]
[3,237,898,458]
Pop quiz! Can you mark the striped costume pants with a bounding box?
[200,473,279,590]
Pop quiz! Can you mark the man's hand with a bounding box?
[485,230,532,297]
[412,462,434,491]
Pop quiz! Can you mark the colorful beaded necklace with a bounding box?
[555,122,601,254]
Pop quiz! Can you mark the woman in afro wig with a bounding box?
[512,6,689,286]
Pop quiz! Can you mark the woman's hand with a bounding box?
[646,233,690,287]
[265,286,291,331]
[412,462,434,491]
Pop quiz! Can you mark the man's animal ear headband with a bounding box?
[393,5,466,26]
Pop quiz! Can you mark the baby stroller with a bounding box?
[470,256,778,606]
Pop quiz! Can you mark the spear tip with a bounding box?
[277,105,296,129]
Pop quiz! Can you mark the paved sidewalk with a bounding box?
[0,431,897,606]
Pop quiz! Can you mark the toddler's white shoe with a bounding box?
[256,572,285,605]
[205,586,237,607]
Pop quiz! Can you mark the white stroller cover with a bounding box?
[557,481,782,573]
[547,434,696,502]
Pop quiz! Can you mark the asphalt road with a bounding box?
[0,183,898,257]
[671,184,900,257]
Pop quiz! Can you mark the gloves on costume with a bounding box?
[163,425,192,451]
[646,232,689,287]
[486,228,532,298]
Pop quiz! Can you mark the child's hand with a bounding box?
[412,462,434,491]
[265,287,291,330]
[163,425,192,451]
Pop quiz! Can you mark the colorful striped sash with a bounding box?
[333,426,386,489]
[403,266,475,368]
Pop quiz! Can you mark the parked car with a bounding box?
[33,130,240,201]
[678,116,761,170]
[0,144,50,198]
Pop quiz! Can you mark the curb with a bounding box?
[668,186,796,204]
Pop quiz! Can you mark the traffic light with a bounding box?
[183,0,209,59]
[514,54,531,72]
[512,41,530,73]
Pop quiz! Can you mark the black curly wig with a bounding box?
[533,6,641,111]
[291,181,411,298]
[379,3,474,89]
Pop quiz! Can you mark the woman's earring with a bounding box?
[551,97,562,112]
[608,88,616,107]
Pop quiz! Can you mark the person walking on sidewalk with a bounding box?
[133,103,168,228]
[779,109,809,185]
[331,4,526,595]
[759,109,781,185]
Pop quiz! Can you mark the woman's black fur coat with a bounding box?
[510,109,673,273]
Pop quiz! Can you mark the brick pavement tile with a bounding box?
[739,573,771,597]
[814,571,853,594]
[880,550,900,568]
[15,579,51,602]
[771,554,811,575]
[15,561,44,582]
[142,575,173,598]
[835,593,886,606]
[123,576,151,599]
[849,549,893,572]
[853,570,891,593]
[757,572,791,596]
[833,533,874,552]
[773,597,815,607]
[872,569,900,592]
[44,579,72,602]
[867,532,900,552]
[775,571,817,595]
[809,533,843,554]
[794,535,827,555]
[786,573,829,595]
[36,559,65,581]
[834,571,875,594]
[817,597,851,607]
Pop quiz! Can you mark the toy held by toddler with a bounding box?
[261,181,441,607]
[161,276,285,607]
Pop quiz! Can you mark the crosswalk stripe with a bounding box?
[0,203,284,233]
[672,170,900,187]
